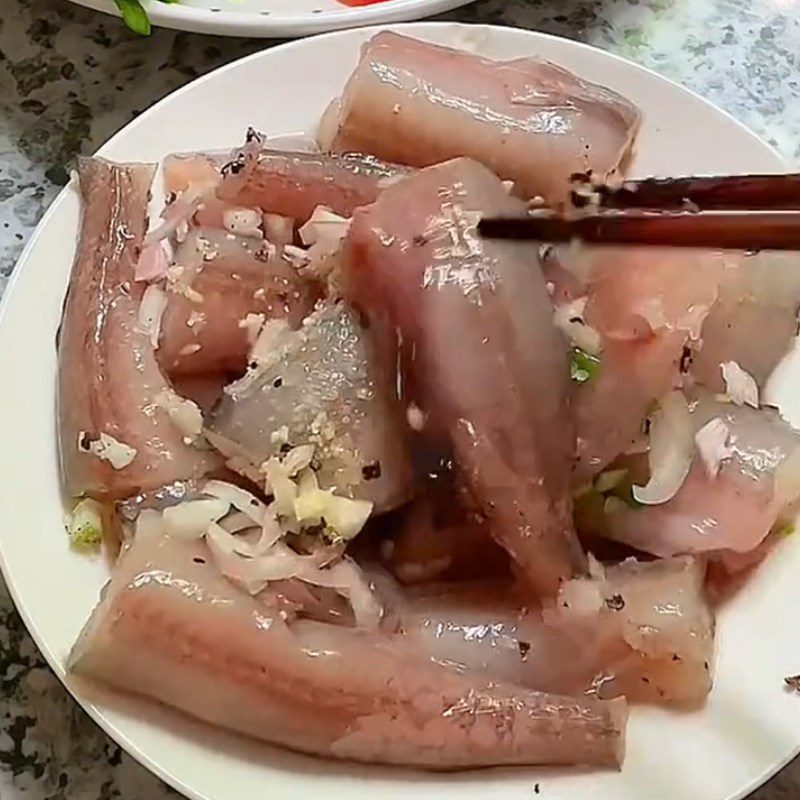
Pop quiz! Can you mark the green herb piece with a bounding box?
[570,347,601,384]
[66,498,104,551]
[776,521,796,538]
[603,496,629,516]
[114,0,151,36]
[594,468,628,494]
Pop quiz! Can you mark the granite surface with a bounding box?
[1,0,799,796]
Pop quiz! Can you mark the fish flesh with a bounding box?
[555,247,725,480]
[207,301,414,512]
[58,158,219,500]
[344,158,580,596]
[217,149,410,222]
[401,555,713,707]
[325,32,641,202]
[691,251,800,391]
[603,393,800,557]
[69,529,626,768]
[163,148,408,229]
[157,228,316,377]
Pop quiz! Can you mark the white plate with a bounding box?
[67,0,474,37]
[1,21,798,800]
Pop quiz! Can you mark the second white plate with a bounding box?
[1,21,798,800]
[67,0,475,37]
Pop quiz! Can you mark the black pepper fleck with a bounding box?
[273,377,283,388]
[605,594,625,611]
[192,556,206,564]
[518,640,531,660]
[679,345,693,374]
[362,461,382,481]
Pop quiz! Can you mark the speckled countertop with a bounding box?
[1,0,799,796]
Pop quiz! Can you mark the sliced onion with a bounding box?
[207,534,335,595]
[299,558,382,629]
[721,360,759,408]
[202,479,267,524]
[218,511,256,534]
[138,284,169,349]
[135,241,170,283]
[145,185,206,246]
[163,498,229,539]
[694,417,733,479]
[222,207,263,239]
[632,390,694,505]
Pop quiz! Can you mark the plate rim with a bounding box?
[0,20,794,800]
[65,0,478,36]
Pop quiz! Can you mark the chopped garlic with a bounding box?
[138,284,168,349]
[155,389,203,439]
[720,361,759,408]
[281,444,315,477]
[239,312,266,346]
[163,498,229,539]
[695,417,733,478]
[166,264,203,303]
[406,403,425,432]
[294,486,373,541]
[269,425,290,446]
[222,207,263,238]
[553,296,601,356]
[251,319,291,365]
[282,244,311,268]
[79,432,137,469]
[298,206,350,247]
[263,458,299,517]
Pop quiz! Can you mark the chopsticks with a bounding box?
[569,172,800,210]
[478,172,800,250]
[478,211,800,250]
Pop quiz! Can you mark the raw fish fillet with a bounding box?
[691,251,800,391]
[563,247,725,480]
[604,393,800,557]
[157,228,317,376]
[344,158,580,596]
[69,531,627,768]
[403,556,714,707]
[57,158,219,500]
[217,149,410,222]
[326,32,641,202]
[208,301,413,512]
